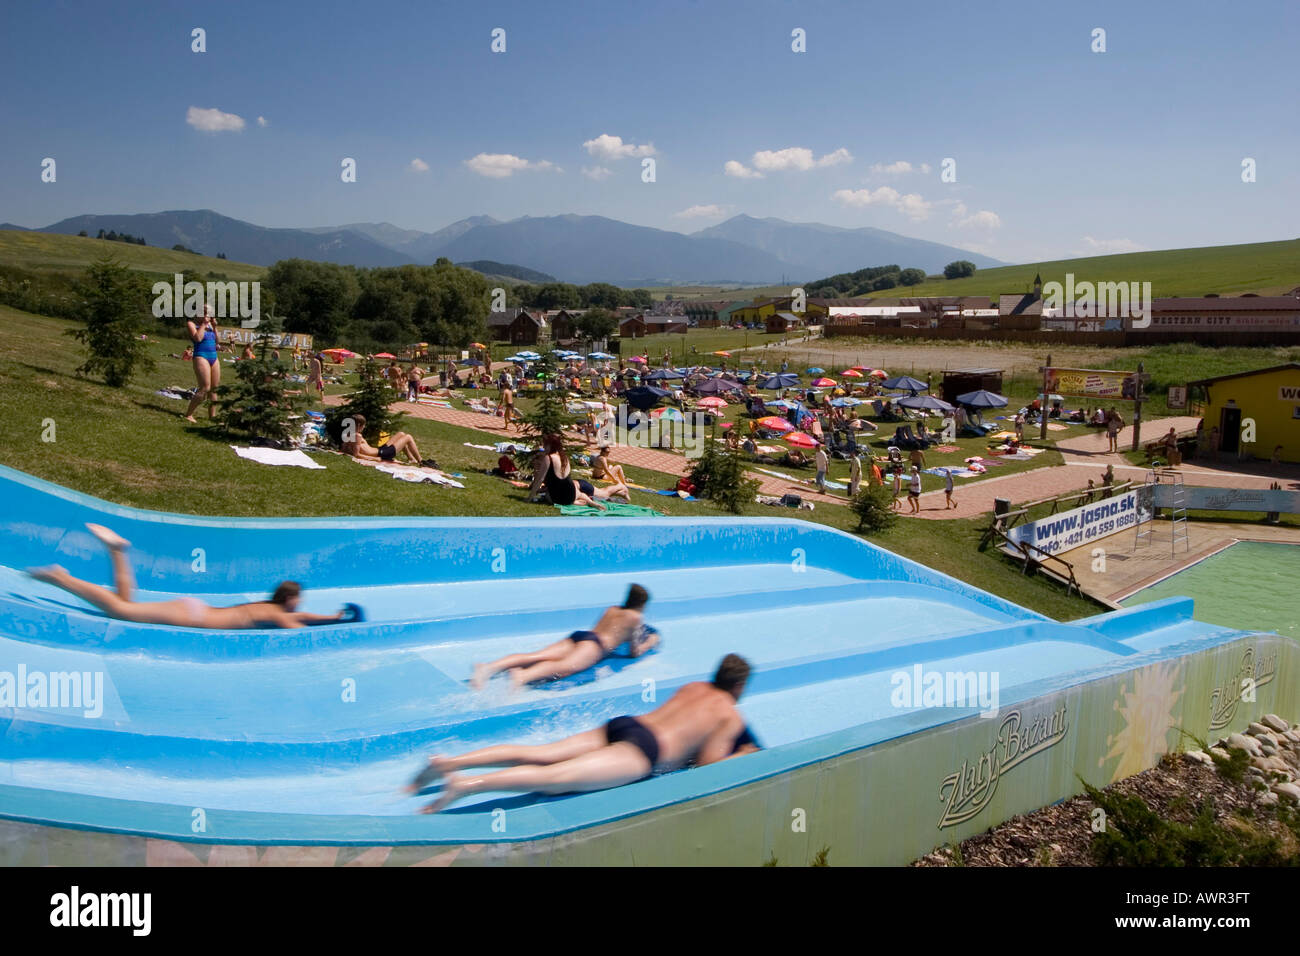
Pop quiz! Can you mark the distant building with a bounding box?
[1135,297,1300,332]
[548,308,586,341]
[619,314,648,338]
[487,308,547,345]
[997,292,1044,330]
[765,311,805,334]
[1186,363,1300,462]
[684,300,740,327]
[643,315,689,335]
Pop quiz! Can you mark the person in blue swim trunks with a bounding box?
[412,654,759,813]
[471,584,657,689]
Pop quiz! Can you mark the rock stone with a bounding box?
[1272,782,1300,802]
[1209,747,1232,762]
[1259,792,1279,807]
[1183,750,1213,766]
[1247,722,1272,737]
[1262,714,1290,733]
[1227,733,1262,754]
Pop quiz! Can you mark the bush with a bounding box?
[521,353,572,444]
[689,435,759,514]
[325,357,403,444]
[66,256,154,387]
[850,482,897,533]
[943,260,977,280]
[216,335,302,443]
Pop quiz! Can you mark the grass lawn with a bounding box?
[0,304,1101,620]
[0,230,264,280]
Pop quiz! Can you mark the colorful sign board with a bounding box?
[1043,367,1140,401]
[1167,385,1187,409]
[219,329,314,349]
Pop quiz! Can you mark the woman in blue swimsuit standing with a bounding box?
[184,304,222,422]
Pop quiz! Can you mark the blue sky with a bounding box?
[1,0,1296,263]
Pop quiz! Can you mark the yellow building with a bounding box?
[731,297,794,326]
[1187,363,1300,462]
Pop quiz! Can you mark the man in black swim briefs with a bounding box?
[412,654,758,812]
[470,584,657,689]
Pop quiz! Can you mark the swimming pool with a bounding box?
[1120,541,1300,639]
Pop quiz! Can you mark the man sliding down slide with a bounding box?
[411,654,760,813]
[27,524,363,630]
[471,584,659,689]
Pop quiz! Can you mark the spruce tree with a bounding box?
[216,334,302,443]
[67,255,154,388]
[326,357,403,444]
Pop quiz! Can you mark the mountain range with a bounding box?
[8,209,1005,284]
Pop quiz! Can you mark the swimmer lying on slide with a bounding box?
[27,524,359,629]
[412,654,760,812]
[470,584,658,689]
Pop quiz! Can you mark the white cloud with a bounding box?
[409,158,430,173]
[256,116,269,128]
[954,209,1001,229]
[582,134,656,161]
[870,160,914,175]
[1078,236,1146,255]
[724,160,762,179]
[464,153,560,178]
[832,186,933,221]
[581,165,612,181]
[920,163,932,174]
[186,106,245,132]
[750,146,852,172]
[675,204,728,220]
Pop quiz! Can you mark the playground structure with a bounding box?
[0,464,1294,866]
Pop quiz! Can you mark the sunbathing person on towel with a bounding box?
[412,654,759,813]
[27,524,359,629]
[340,413,426,466]
[471,584,658,689]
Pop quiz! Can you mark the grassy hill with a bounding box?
[0,229,264,280]
[864,238,1300,299]
[651,238,1299,303]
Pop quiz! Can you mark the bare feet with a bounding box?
[184,415,197,423]
[85,523,130,551]
[420,772,463,813]
[406,755,449,793]
[470,663,492,690]
[26,565,68,585]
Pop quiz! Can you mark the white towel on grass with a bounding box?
[231,446,326,469]
[375,463,465,488]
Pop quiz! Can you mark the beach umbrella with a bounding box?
[757,416,795,433]
[956,389,1008,409]
[693,377,744,395]
[883,375,928,392]
[697,397,728,409]
[651,407,685,422]
[869,369,888,379]
[806,367,825,375]
[765,399,803,411]
[628,355,647,365]
[624,385,670,410]
[840,369,864,378]
[588,351,614,360]
[897,394,954,413]
[830,397,864,407]
[784,431,818,448]
[517,350,541,359]
[470,342,487,350]
[762,373,801,389]
[812,377,837,387]
[374,352,397,359]
[1037,393,1065,403]
[462,358,484,367]
[712,350,732,358]
[644,368,683,381]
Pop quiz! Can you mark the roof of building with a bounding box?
[998,293,1043,316]
[1185,363,1300,387]
[1152,297,1300,311]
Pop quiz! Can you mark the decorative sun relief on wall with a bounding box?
[1100,661,1184,783]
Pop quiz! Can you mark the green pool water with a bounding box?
[1121,541,1300,639]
